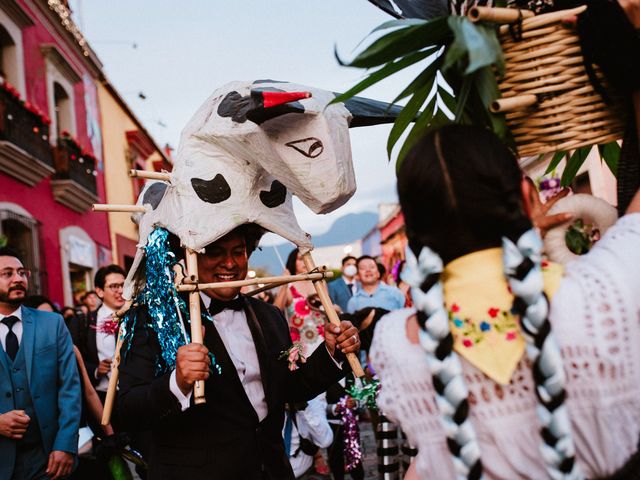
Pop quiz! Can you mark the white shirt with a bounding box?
[284,395,333,478]
[170,293,268,421]
[370,214,640,479]
[95,304,116,392]
[0,306,22,351]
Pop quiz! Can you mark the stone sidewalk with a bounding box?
[301,419,386,480]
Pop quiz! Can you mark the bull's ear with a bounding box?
[246,90,311,125]
[340,96,404,128]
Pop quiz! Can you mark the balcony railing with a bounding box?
[51,136,98,212]
[0,84,54,185]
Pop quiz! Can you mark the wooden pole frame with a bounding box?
[301,252,365,377]
[185,249,207,405]
[468,6,534,23]
[101,300,133,425]
[92,204,147,213]
[129,169,171,181]
[176,270,334,293]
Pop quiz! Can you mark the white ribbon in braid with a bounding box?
[402,246,483,480]
[502,229,582,480]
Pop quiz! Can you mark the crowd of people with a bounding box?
[1,1,639,476]
[2,155,640,479]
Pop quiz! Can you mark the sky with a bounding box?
[71,1,416,244]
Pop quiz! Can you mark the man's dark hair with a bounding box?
[81,290,97,301]
[398,125,531,264]
[94,264,126,290]
[341,255,356,266]
[356,255,376,269]
[0,247,23,263]
[285,248,299,275]
[172,223,266,260]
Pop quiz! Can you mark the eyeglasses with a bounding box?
[0,268,31,280]
[105,283,124,292]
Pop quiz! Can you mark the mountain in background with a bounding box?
[250,211,378,274]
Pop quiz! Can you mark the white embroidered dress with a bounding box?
[370,213,640,479]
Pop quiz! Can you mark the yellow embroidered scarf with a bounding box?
[442,248,563,385]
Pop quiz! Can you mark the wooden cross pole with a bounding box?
[301,251,365,377]
[185,249,207,405]
[101,300,133,425]
[176,270,334,293]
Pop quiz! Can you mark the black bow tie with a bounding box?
[208,296,245,317]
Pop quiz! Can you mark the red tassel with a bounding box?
[261,91,311,108]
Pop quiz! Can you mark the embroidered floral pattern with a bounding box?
[449,305,519,347]
[287,286,325,356]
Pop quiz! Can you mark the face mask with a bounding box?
[343,265,357,278]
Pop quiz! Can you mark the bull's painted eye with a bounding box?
[285,137,324,158]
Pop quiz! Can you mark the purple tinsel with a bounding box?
[336,396,362,471]
[538,176,563,202]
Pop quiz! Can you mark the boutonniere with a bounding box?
[93,316,119,336]
[279,343,306,371]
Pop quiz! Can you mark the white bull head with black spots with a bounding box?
[125,79,401,298]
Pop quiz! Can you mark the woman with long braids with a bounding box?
[369,125,640,479]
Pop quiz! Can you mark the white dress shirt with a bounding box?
[0,306,22,351]
[95,304,116,392]
[170,293,268,420]
[285,394,333,478]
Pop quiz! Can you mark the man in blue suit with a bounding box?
[328,256,357,313]
[0,248,80,479]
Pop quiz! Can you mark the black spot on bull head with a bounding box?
[217,88,307,125]
[259,180,287,208]
[217,91,253,123]
[191,174,232,204]
[142,182,168,209]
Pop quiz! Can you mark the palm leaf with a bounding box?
[597,142,620,176]
[339,17,450,69]
[561,146,592,187]
[545,151,567,174]
[332,48,436,106]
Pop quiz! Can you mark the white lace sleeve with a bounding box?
[549,212,640,476]
[370,309,455,479]
[571,212,640,291]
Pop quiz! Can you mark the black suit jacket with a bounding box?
[116,295,345,480]
[82,309,101,387]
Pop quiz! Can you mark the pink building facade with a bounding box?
[0,0,110,307]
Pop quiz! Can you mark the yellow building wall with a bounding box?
[97,83,139,264]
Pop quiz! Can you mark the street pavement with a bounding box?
[300,419,382,480]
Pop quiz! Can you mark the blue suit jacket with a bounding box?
[0,307,80,477]
[327,277,353,313]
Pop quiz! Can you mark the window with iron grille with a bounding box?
[0,209,43,295]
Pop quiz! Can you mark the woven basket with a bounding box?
[489,6,626,157]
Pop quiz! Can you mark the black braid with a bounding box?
[509,255,578,476]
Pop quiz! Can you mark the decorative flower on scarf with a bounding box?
[450,305,518,347]
[279,343,306,371]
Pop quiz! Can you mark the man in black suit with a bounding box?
[116,226,361,479]
[82,264,127,401]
